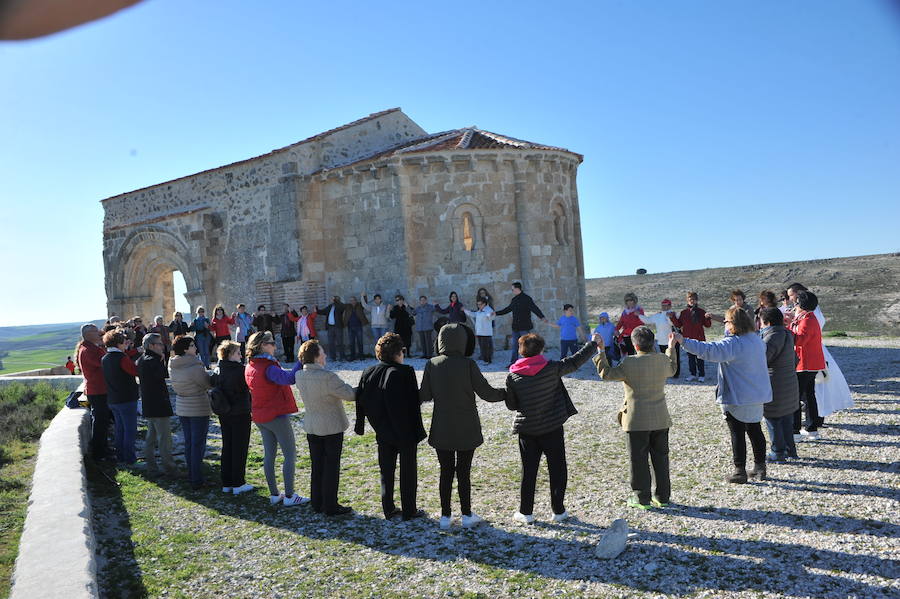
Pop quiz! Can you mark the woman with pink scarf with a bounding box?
[504,332,598,525]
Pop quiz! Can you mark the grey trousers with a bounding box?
[143,416,176,472]
[256,416,297,497]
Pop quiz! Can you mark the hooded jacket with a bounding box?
[760,324,800,419]
[419,324,505,450]
[354,360,425,446]
[504,340,596,436]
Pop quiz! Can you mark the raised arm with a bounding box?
[559,340,597,376]
[265,361,302,386]
[681,336,738,364]
[469,361,506,403]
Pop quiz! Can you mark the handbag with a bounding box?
[208,386,231,416]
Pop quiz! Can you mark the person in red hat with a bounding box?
[639,299,681,378]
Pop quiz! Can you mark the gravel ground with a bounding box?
[90,338,900,598]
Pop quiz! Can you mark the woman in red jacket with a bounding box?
[789,291,826,440]
[615,293,644,356]
[244,331,306,506]
[211,304,235,362]
[674,291,712,382]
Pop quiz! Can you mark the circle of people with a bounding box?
[74,280,851,526]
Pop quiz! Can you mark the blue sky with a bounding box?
[2,0,899,326]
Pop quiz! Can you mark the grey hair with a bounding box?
[154,315,164,324]
[631,326,656,353]
[80,323,98,339]
[142,333,162,352]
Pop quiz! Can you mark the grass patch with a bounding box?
[824,330,849,338]
[0,349,72,375]
[0,383,66,597]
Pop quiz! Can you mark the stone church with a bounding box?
[102,108,586,338]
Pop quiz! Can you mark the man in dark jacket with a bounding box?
[253,305,275,334]
[505,332,597,524]
[760,307,800,462]
[354,332,425,521]
[495,282,548,367]
[323,296,347,361]
[342,296,369,361]
[137,333,176,475]
[279,304,300,363]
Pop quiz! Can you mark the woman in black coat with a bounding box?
[210,340,254,495]
[137,333,176,475]
[389,295,415,353]
[505,332,597,524]
[355,332,425,521]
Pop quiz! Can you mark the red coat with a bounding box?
[297,311,318,338]
[790,311,826,371]
[65,360,76,374]
[675,306,711,340]
[245,357,297,423]
[615,308,645,338]
[211,315,235,337]
[77,343,107,395]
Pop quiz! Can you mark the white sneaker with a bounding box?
[552,510,570,522]
[513,512,535,525]
[270,493,285,505]
[232,483,255,495]
[461,513,484,528]
[800,429,820,440]
[439,515,452,530]
[698,376,705,383]
[685,375,695,382]
[283,493,311,507]
[222,487,233,493]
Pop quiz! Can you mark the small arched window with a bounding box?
[462,211,475,251]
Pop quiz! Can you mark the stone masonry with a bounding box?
[102,109,586,341]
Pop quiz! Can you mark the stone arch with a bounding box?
[107,226,205,319]
[449,201,484,252]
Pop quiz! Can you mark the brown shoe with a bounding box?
[726,467,748,484]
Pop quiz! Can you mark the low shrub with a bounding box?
[824,330,849,338]
[0,383,65,462]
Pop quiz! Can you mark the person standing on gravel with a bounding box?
[594,325,677,509]
[758,308,800,462]
[419,323,506,529]
[788,290,827,441]
[495,281,548,367]
[673,292,711,382]
[504,332,598,524]
[673,307,771,484]
[638,298,680,378]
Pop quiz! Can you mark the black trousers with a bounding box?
[477,336,493,363]
[377,442,418,518]
[659,343,681,378]
[326,324,345,360]
[219,413,251,487]
[88,394,111,459]
[347,325,364,359]
[281,335,295,362]
[622,337,636,356]
[307,432,344,513]
[435,448,475,517]
[725,412,766,468]
[794,371,822,433]
[518,426,567,516]
[688,352,705,377]
[626,429,670,504]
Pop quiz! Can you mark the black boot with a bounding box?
[748,464,767,481]
[727,467,748,484]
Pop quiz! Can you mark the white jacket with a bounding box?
[361,297,389,327]
[464,307,495,336]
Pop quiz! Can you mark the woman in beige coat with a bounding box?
[294,340,355,516]
[169,335,212,489]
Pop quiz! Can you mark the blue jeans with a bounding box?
[180,416,210,485]
[560,339,578,360]
[510,330,531,364]
[108,401,138,464]
[195,333,211,367]
[765,413,796,457]
[371,327,386,342]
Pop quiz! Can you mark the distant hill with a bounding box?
[0,320,105,353]
[586,253,900,335]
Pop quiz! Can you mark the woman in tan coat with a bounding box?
[294,340,355,516]
[169,335,212,489]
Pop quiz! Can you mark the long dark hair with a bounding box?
[449,291,459,303]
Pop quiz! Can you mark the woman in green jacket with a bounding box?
[419,323,505,529]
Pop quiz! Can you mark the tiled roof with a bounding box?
[315,127,582,173]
